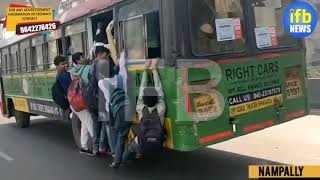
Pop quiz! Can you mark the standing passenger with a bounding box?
[98,51,133,168]
[53,56,72,121]
[70,52,94,156]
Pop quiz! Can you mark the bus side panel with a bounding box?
[172,52,308,151]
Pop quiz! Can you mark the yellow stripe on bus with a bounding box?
[164,118,174,149]
[230,95,283,117]
[46,72,57,78]
[128,66,144,71]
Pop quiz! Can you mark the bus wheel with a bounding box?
[71,113,81,149]
[14,110,30,128]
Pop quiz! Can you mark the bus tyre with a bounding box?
[71,113,81,149]
[14,110,30,128]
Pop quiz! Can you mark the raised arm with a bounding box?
[136,60,151,119]
[106,20,118,66]
[119,51,128,92]
[151,59,165,124]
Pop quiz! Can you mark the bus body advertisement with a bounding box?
[0,0,309,151]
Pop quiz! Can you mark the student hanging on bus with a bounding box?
[98,51,134,168]
[122,59,166,163]
[69,52,95,156]
[52,56,72,121]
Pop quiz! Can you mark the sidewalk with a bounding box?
[211,111,320,165]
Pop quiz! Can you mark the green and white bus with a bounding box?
[0,0,309,151]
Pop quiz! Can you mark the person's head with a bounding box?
[143,87,159,107]
[97,22,103,29]
[72,52,88,65]
[54,56,68,72]
[98,60,115,79]
[95,46,110,60]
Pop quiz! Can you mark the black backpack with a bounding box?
[51,78,70,110]
[84,61,98,111]
[139,107,165,153]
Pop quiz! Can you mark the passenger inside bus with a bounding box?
[189,0,245,55]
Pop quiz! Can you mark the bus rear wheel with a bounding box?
[14,110,30,128]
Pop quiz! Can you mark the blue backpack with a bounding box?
[104,75,130,121]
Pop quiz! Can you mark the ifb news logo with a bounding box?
[283,1,318,38]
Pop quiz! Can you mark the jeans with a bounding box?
[113,123,131,164]
[122,140,140,163]
[99,123,109,151]
[106,124,116,154]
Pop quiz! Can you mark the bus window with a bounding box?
[189,0,246,56]
[10,45,19,73]
[32,45,44,71]
[65,22,86,64]
[6,54,11,74]
[32,36,45,71]
[26,48,32,72]
[252,0,297,49]
[10,52,18,73]
[20,40,30,72]
[70,33,85,55]
[146,12,161,58]
[1,53,5,75]
[57,39,63,55]
[123,17,145,60]
[48,40,58,69]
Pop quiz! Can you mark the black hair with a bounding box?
[95,46,110,57]
[54,56,66,66]
[72,52,83,65]
[143,87,159,107]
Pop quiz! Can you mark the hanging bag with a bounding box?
[68,66,88,112]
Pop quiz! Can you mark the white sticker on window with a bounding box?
[255,26,278,49]
[215,18,242,42]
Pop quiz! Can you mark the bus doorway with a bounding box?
[91,10,114,44]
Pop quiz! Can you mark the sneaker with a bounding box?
[79,149,94,156]
[109,162,120,168]
[93,151,100,156]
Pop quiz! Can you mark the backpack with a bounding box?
[84,61,99,111]
[68,66,89,112]
[51,75,70,110]
[139,107,165,153]
[68,75,88,112]
[108,75,130,121]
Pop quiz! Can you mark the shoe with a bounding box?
[99,150,112,156]
[93,152,100,156]
[109,162,120,168]
[79,149,94,156]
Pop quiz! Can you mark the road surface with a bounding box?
[0,112,319,180]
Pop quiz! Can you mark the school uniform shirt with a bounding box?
[136,69,166,125]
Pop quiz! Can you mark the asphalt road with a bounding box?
[0,116,281,180]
